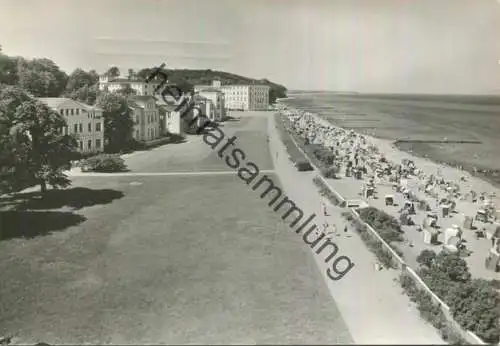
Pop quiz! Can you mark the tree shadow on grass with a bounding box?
[1,187,124,211]
[0,210,87,241]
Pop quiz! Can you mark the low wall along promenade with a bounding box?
[278,110,487,345]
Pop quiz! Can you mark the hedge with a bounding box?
[357,206,404,243]
[399,272,466,344]
[341,210,399,269]
[313,176,345,207]
[275,115,311,169]
[80,154,128,173]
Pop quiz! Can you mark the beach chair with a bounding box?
[475,209,488,223]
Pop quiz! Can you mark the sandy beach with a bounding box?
[277,104,500,283]
[282,93,500,188]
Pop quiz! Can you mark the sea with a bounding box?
[280,92,500,187]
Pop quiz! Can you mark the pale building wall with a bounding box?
[39,98,104,153]
[98,75,160,96]
[130,98,160,142]
[198,90,224,121]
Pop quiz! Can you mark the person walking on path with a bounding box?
[322,202,329,216]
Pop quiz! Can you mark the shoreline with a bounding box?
[392,141,500,190]
[277,101,500,217]
[314,116,500,192]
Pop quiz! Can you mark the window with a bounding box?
[60,109,64,115]
[79,123,83,132]
[96,139,101,149]
[66,109,69,115]
[88,140,92,150]
[76,109,80,115]
[79,141,83,150]
[88,123,91,132]
[74,124,78,133]
[96,122,101,132]
[64,126,68,135]
[71,109,74,115]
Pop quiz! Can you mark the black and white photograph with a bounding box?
[0,0,499,344]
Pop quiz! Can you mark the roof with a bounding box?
[130,95,156,102]
[106,78,160,84]
[37,97,102,111]
[198,87,221,93]
[192,94,208,102]
[158,104,177,112]
[221,84,270,88]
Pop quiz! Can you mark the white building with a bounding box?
[197,87,225,121]
[195,80,269,111]
[128,95,161,143]
[37,98,104,153]
[98,75,161,96]
[222,84,269,111]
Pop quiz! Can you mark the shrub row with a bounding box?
[415,251,499,343]
[280,119,341,179]
[399,272,467,344]
[80,154,128,173]
[313,176,345,207]
[343,203,499,343]
[342,210,400,269]
[357,206,404,243]
[275,115,313,171]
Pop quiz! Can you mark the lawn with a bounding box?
[0,174,352,344]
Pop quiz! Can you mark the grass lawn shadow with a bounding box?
[2,187,124,211]
[0,210,87,241]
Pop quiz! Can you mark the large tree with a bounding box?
[106,66,120,78]
[116,83,137,97]
[0,86,78,194]
[0,53,19,85]
[447,279,500,343]
[65,68,99,93]
[67,84,99,105]
[127,68,136,80]
[96,92,134,153]
[16,58,68,97]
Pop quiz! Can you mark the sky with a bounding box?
[0,0,499,94]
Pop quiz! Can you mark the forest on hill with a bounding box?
[0,46,287,104]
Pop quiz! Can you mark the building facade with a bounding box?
[221,84,269,111]
[37,98,104,153]
[197,87,225,121]
[195,80,269,111]
[98,75,161,96]
[128,95,161,143]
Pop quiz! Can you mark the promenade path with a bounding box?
[265,111,444,344]
[0,114,353,344]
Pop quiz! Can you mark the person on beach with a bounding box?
[323,221,329,234]
[322,202,328,216]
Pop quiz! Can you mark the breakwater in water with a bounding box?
[394,139,482,144]
[281,92,500,188]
